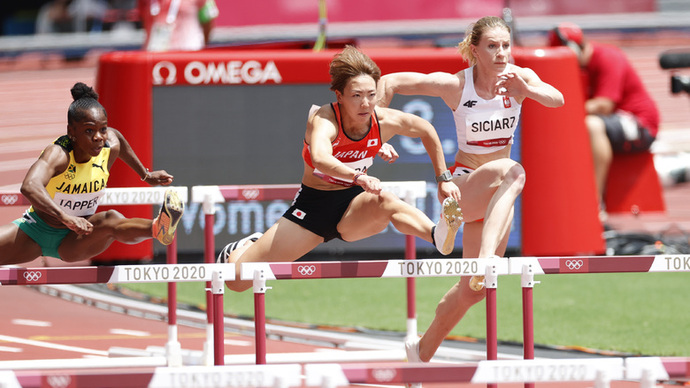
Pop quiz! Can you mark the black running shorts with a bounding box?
[600,113,655,154]
[282,184,364,242]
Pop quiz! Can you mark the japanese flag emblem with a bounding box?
[367,139,379,147]
[292,209,306,219]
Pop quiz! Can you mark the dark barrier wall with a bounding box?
[95,47,605,261]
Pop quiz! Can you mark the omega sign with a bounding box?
[152,60,282,85]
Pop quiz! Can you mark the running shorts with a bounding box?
[12,210,69,259]
[600,112,655,154]
[282,184,364,242]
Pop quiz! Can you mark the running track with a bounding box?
[0,47,689,387]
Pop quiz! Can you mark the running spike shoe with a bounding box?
[153,189,184,245]
[433,197,463,255]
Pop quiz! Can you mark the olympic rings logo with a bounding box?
[23,271,42,282]
[46,374,71,388]
[1,194,18,205]
[565,260,584,270]
[372,368,396,382]
[241,189,260,200]
[297,265,316,276]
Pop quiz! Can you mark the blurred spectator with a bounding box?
[139,0,218,51]
[36,0,109,33]
[35,0,73,33]
[548,22,660,220]
[102,0,140,32]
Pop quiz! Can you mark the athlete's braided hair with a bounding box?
[458,16,511,66]
[68,82,106,125]
[329,45,381,93]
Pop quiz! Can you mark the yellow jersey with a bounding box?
[40,135,111,217]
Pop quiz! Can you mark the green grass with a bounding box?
[121,272,689,356]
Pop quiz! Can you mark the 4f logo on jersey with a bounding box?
[503,96,511,108]
[463,100,478,108]
[367,139,379,147]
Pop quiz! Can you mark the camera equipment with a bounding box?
[659,49,690,95]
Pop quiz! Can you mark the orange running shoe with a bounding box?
[153,189,184,245]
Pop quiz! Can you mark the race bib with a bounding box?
[54,191,103,217]
[313,158,373,186]
[465,107,520,147]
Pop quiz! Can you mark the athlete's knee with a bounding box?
[502,162,526,191]
[379,191,402,206]
[93,209,125,225]
[375,191,406,217]
[585,114,606,134]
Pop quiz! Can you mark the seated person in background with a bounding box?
[548,22,660,220]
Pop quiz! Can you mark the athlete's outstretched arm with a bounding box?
[108,127,174,185]
[380,108,461,203]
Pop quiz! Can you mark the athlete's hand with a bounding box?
[437,181,461,204]
[144,170,174,186]
[377,143,399,164]
[495,72,528,98]
[62,215,93,236]
[356,174,382,195]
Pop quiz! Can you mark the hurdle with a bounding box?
[0,186,190,367]
[241,254,690,386]
[510,253,690,388]
[241,258,510,365]
[2,357,688,387]
[191,181,428,361]
[0,262,233,368]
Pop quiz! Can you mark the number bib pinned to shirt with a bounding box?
[465,106,520,148]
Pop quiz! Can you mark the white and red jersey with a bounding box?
[302,103,383,186]
[453,66,522,154]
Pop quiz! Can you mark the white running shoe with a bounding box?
[217,232,263,264]
[433,197,463,255]
[404,336,423,388]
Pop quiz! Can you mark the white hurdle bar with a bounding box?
[241,254,690,382]
[0,186,190,367]
[0,263,232,367]
[191,181,428,363]
[242,258,510,365]
[2,357,689,387]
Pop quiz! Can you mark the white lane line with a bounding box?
[0,346,22,353]
[11,319,52,327]
[223,339,252,346]
[0,334,108,356]
[109,329,150,337]
[0,158,34,173]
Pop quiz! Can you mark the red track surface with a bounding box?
[1,43,689,387]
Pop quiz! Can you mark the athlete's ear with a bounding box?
[335,89,343,103]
